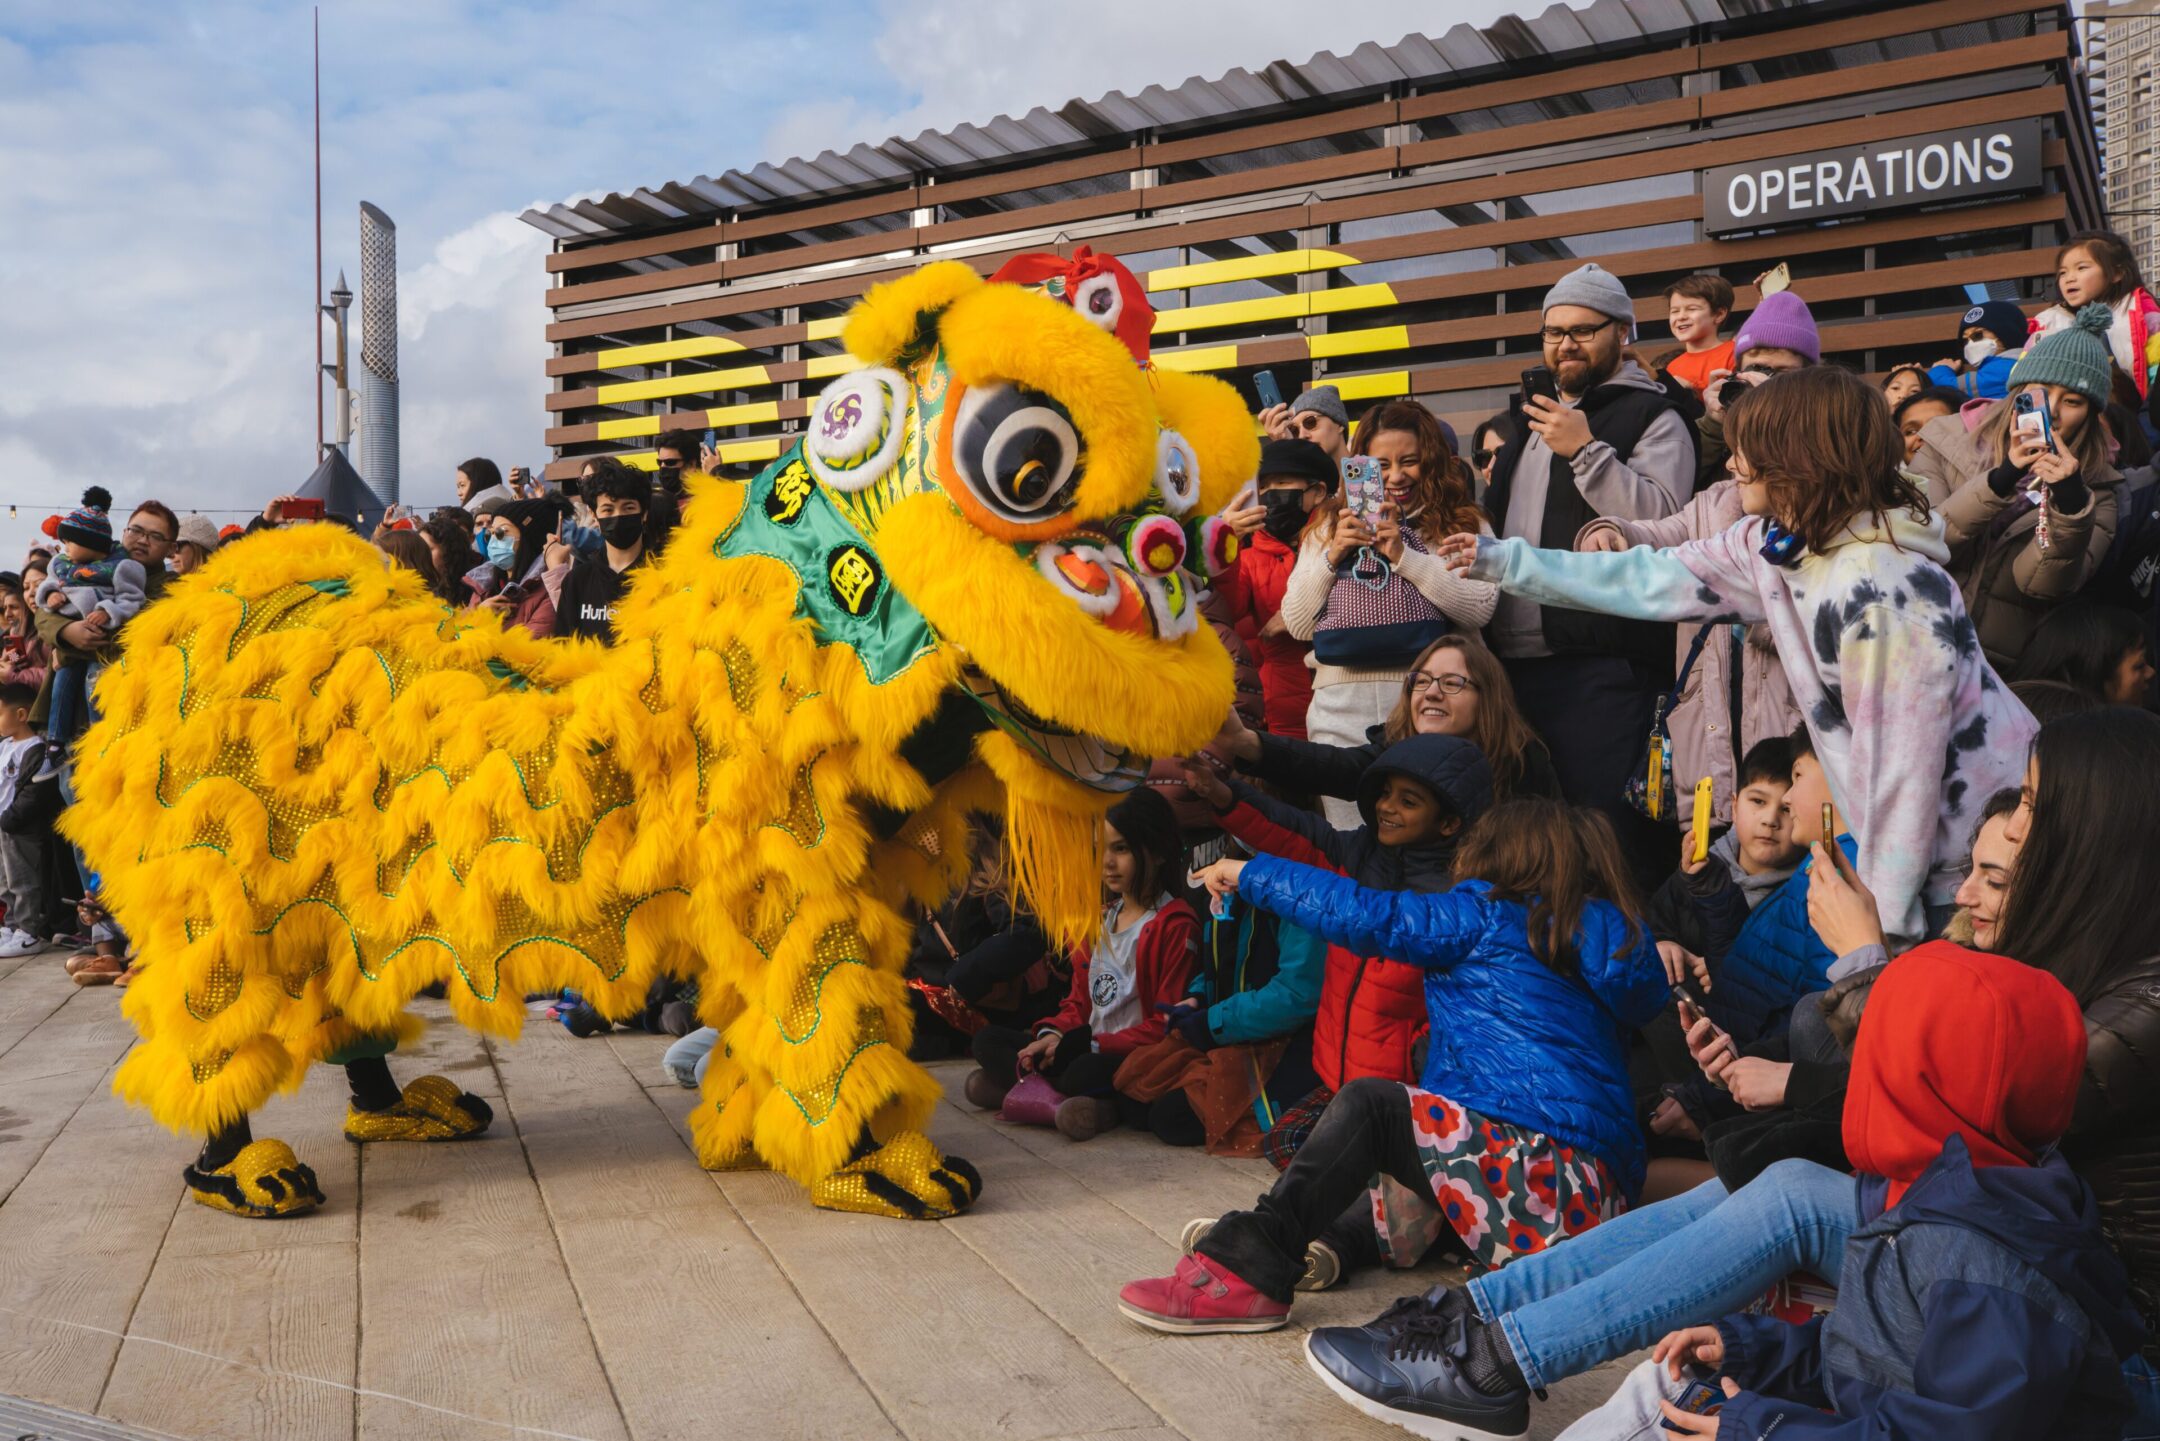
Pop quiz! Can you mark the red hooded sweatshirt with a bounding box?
[1844,941,2086,1208]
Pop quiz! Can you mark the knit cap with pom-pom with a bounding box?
[2009,302,2117,405]
[52,485,116,555]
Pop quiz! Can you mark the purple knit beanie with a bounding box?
[1732,291,1821,365]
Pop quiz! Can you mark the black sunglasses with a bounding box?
[1472,448,1496,468]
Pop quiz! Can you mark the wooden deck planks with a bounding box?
[352,1024,629,1441]
[0,978,1630,1441]
[492,1020,904,1441]
[98,1087,361,1441]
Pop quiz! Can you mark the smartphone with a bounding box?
[1521,366,1560,407]
[1689,777,1715,865]
[284,497,325,521]
[1822,802,1837,843]
[2012,388,2053,451]
[1757,261,1791,297]
[1670,980,1713,1017]
[1340,456,1382,518]
[1661,1379,1727,1431]
[1254,370,1284,412]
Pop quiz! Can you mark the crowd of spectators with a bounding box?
[13,228,2160,1438]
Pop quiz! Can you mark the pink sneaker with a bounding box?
[999,1073,1064,1126]
[1118,1254,1290,1334]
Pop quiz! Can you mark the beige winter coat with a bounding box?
[1907,410,2121,673]
[1576,479,1800,826]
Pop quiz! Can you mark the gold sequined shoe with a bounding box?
[343,1075,493,1142]
[185,1138,325,1218]
[809,1130,981,1220]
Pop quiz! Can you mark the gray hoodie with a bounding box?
[1489,359,1695,657]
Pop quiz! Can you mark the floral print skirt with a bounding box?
[1372,1086,1621,1273]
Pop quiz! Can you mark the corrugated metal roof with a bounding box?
[517,0,1852,239]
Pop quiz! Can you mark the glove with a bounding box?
[1168,1004,1216,1052]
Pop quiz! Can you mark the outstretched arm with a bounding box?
[1236,855,1483,969]
[1453,522,1765,626]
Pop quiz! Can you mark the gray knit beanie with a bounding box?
[1542,263,1637,338]
[1288,384,1348,428]
[2007,303,2115,406]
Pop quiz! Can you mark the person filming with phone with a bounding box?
[1906,305,2124,673]
[1482,262,1696,887]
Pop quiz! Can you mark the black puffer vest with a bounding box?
[1486,378,1689,671]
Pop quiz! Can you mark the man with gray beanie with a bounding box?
[1481,261,1696,885]
[1263,384,1350,462]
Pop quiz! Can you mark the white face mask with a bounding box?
[1964,337,2001,367]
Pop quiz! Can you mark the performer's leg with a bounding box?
[183,1113,325,1218]
[333,1034,492,1143]
[737,898,979,1219]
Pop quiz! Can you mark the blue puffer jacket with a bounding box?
[1928,350,2021,402]
[1695,835,1859,1044]
[1238,859,1667,1200]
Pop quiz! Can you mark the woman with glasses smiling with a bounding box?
[1210,631,1559,807]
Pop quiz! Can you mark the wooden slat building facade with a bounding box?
[522,0,2104,483]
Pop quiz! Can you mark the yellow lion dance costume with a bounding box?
[66,254,1256,1221]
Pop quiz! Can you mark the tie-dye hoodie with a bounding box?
[1471,506,2033,945]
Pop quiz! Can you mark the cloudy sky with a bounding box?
[0,0,1515,562]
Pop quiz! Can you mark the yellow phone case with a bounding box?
[1690,777,1714,863]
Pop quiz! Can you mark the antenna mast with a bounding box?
[313,6,324,458]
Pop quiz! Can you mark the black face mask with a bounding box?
[1260,488,1310,543]
[656,464,685,496]
[599,513,645,551]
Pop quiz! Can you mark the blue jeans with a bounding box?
[1463,1158,1860,1391]
[2126,1355,2160,1440]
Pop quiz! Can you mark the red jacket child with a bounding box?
[1041,897,1201,1058]
[1214,526,1314,740]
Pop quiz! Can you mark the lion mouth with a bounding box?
[959,667,1144,794]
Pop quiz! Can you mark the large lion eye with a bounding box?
[952,383,1083,524]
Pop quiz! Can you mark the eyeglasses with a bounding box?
[1294,413,1333,431]
[1471,448,1496,469]
[1407,673,1477,696]
[123,524,173,544]
[1538,319,1617,345]
[655,457,684,468]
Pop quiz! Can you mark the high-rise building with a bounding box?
[2087,1,2160,280]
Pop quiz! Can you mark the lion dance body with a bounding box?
[66,255,1256,1220]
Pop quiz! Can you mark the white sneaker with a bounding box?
[0,930,49,958]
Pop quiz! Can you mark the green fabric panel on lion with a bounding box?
[719,445,939,686]
[322,1033,399,1067]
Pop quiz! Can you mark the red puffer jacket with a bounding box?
[1218,802,1426,1091]
[1213,529,1313,739]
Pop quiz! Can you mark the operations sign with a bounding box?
[1704,119,2042,236]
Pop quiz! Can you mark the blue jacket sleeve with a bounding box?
[1238,856,1484,970]
[1226,777,1357,872]
[1715,1282,2089,1440]
[1716,1314,1830,1407]
[1206,918,1325,1045]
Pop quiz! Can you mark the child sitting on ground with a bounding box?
[963,789,1197,1142]
[1111,850,1327,1155]
[1116,799,1664,1336]
[1182,732,1494,1181]
[33,488,147,783]
[1555,944,2142,1440]
[1657,728,1853,1052]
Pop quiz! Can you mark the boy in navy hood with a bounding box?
[1571,942,2143,1440]
[1185,733,1496,1112]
